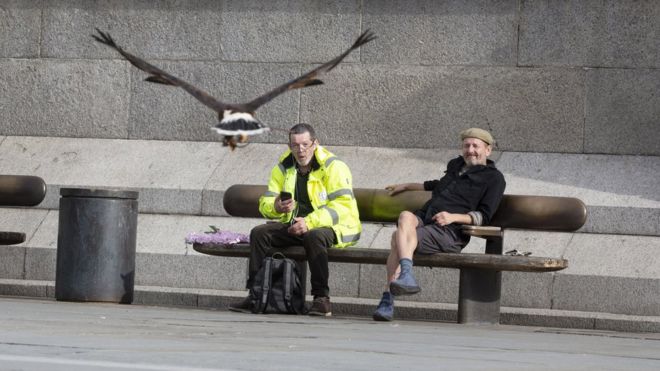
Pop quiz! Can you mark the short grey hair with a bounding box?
[288,123,316,141]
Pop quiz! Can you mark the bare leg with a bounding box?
[395,211,420,260]
[384,211,420,289]
[385,231,401,290]
[374,230,402,321]
[389,211,422,296]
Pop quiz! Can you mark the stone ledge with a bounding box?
[1,279,658,333]
[1,136,658,212]
[3,226,659,316]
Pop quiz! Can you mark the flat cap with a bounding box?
[460,127,494,145]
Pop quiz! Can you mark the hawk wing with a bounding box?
[92,28,229,114]
[241,29,376,112]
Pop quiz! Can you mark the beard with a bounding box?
[294,152,313,167]
[463,155,483,167]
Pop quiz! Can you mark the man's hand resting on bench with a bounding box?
[385,183,424,196]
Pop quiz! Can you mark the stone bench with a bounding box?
[0,175,47,245]
[194,184,587,324]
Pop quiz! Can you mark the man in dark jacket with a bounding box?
[372,128,506,321]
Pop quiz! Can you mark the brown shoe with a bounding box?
[228,296,253,314]
[308,296,332,317]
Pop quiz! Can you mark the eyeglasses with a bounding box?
[289,142,315,151]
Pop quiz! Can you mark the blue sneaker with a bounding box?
[389,270,421,296]
[372,292,394,321]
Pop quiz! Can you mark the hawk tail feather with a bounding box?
[326,29,376,72]
[91,28,118,49]
[351,29,377,50]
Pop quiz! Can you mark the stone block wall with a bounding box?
[1,0,658,155]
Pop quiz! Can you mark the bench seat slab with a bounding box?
[192,244,567,272]
[193,243,567,324]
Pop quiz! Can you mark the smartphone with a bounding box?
[280,191,292,201]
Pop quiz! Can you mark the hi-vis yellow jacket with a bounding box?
[259,145,362,248]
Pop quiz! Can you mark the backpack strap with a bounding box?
[254,257,273,313]
[283,260,294,313]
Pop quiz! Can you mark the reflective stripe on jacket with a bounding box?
[258,145,362,248]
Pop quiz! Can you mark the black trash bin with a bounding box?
[56,188,138,303]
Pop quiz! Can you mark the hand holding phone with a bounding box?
[280,191,292,201]
[276,191,294,213]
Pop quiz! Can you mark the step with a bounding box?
[1,135,658,236]
[1,279,658,333]
[1,209,659,317]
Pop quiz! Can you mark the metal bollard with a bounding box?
[55,188,138,303]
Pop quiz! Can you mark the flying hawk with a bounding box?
[92,28,376,149]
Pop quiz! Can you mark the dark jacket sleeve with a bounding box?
[476,170,506,225]
[423,180,439,191]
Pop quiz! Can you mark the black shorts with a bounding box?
[413,215,464,254]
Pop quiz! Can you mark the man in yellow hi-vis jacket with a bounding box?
[229,123,361,316]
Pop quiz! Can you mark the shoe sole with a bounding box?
[389,282,421,296]
[372,313,393,322]
[228,307,253,314]
[308,311,332,317]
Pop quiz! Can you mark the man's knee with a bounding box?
[251,223,274,237]
[302,228,334,249]
[250,223,277,248]
[397,211,418,229]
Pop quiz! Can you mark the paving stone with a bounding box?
[0,60,130,138]
[362,0,517,66]
[42,0,223,59]
[585,68,660,155]
[519,0,660,68]
[300,64,585,152]
[0,0,41,58]
[221,0,361,63]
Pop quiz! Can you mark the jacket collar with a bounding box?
[450,156,498,173]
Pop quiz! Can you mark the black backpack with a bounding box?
[250,253,306,314]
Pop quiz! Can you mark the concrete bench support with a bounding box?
[458,268,501,324]
[458,233,504,324]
